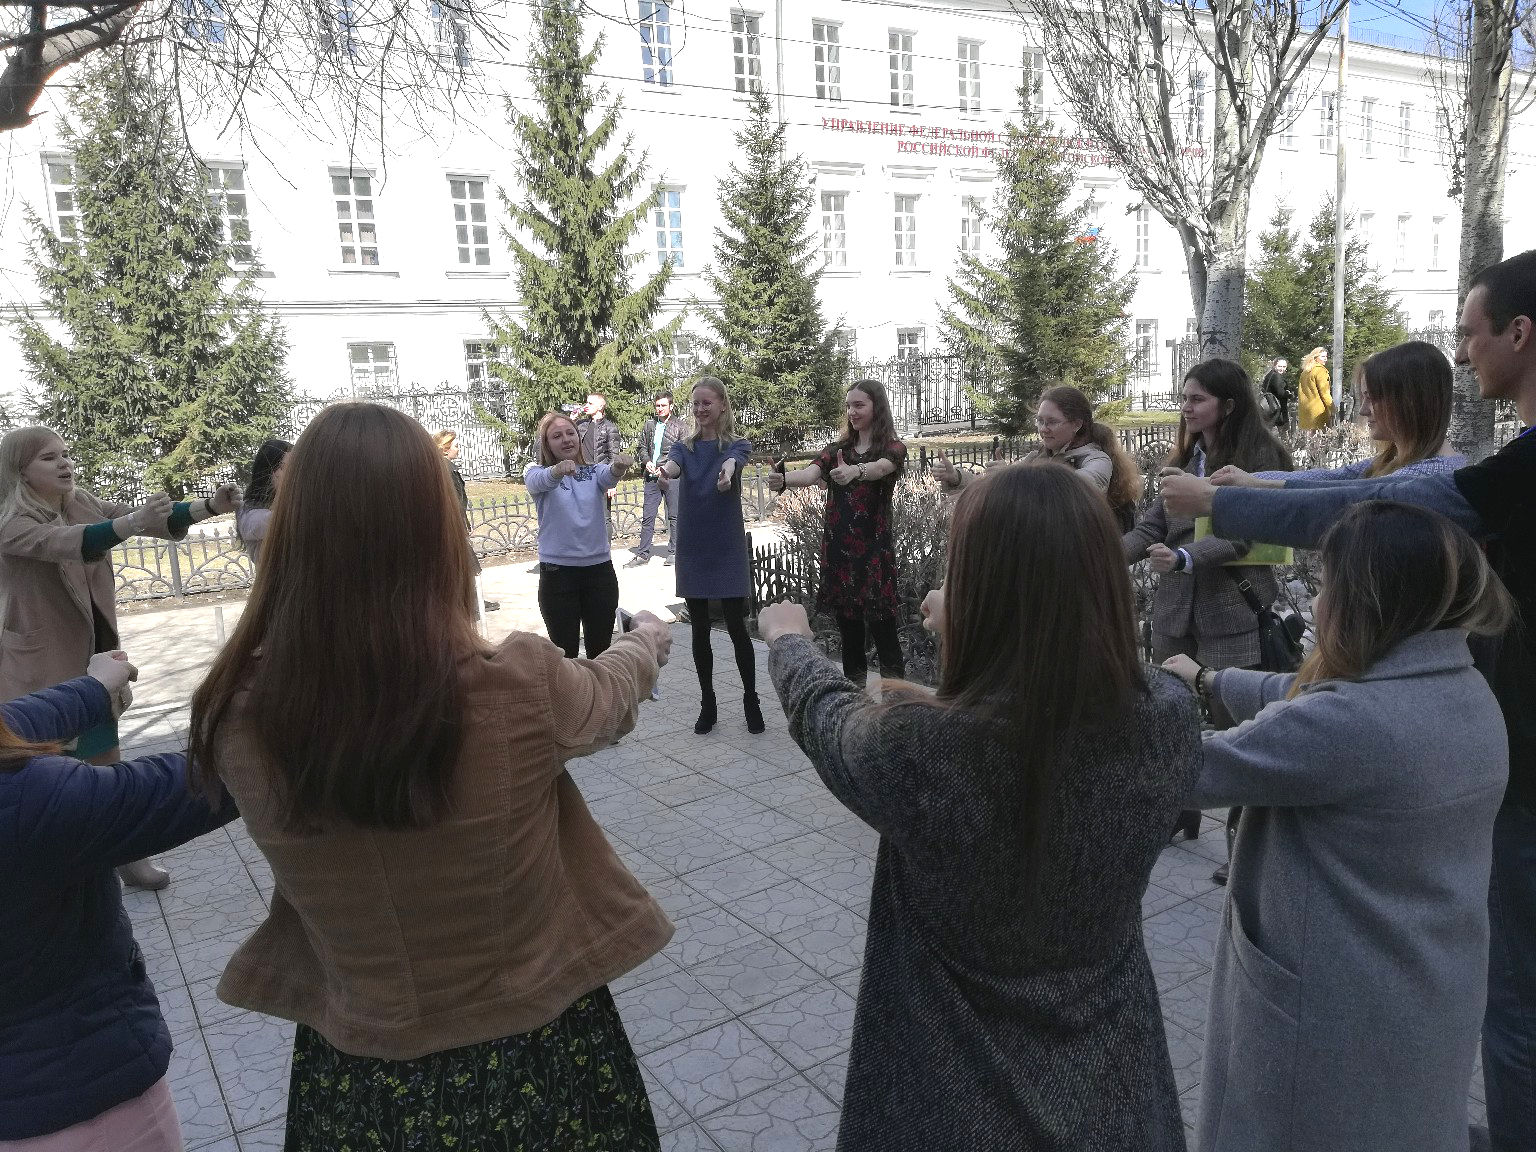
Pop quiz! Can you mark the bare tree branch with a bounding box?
[0,3,135,129]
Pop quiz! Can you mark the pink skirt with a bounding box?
[0,1077,182,1152]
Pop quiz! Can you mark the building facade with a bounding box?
[1,0,1532,403]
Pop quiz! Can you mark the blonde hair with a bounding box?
[684,376,739,449]
[1301,346,1328,370]
[0,427,71,527]
[534,412,589,467]
[433,429,457,451]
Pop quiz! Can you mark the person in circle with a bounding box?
[236,438,291,565]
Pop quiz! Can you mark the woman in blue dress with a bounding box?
[658,377,764,736]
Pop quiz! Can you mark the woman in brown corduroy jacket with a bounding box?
[190,403,676,1152]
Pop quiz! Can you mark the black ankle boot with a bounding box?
[743,692,765,734]
[695,693,717,735]
[1172,810,1201,842]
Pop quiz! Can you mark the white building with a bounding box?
[1,0,1532,404]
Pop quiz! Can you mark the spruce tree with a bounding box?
[1241,206,1313,381]
[15,53,290,501]
[699,90,843,445]
[490,0,677,440]
[941,109,1135,434]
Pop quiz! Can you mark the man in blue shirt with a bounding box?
[1165,249,1536,1151]
[627,391,686,567]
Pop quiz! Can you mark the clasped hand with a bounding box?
[716,458,737,492]
[87,650,138,717]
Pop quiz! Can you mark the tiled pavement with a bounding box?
[119,625,1487,1152]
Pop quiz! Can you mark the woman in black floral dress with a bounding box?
[770,379,907,682]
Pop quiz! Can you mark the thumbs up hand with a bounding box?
[930,449,961,489]
[828,450,860,486]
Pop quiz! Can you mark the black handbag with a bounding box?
[1227,571,1305,672]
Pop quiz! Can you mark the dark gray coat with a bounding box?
[769,635,1201,1152]
[1193,630,1507,1152]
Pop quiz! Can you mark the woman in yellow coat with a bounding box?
[1297,346,1334,430]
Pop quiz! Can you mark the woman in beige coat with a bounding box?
[1296,346,1334,431]
[0,426,239,888]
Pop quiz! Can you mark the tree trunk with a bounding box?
[1449,0,1513,461]
[1190,194,1251,361]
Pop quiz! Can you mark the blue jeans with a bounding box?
[1486,800,1536,1150]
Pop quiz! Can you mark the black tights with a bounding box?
[836,613,904,683]
[686,597,756,697]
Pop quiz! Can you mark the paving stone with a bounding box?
[189,976,249,1030]
[817,818,879,857]
[731,881,845,939]
[798,855,875,914]
[1141,879,1192,919]
[678,792,810,851]
[642,1062,691,1134]
[1150,845,1225,901]
[1160,970,1214,1039]
[741,982,855,1071]
[774,907,866,979]
[1164,1018,1205,1096]
[662,1124,725,1151]
[649,826,752,876]
[645,773,734,808]
[1142,899,1221,992]
[203,1013,295,1133]
[752,833,860,879]
[642,1020,795,1119]
[666,904,766,968]
[682,853,792,905]
[236,1120,286,1150]
[168,1036,234,1148]
[804,1051,848,1108]
[173,927,253,985]
[613,947,683,996]
[689,938,823,1016]
[699,1076,841,1152]
[158,980,199,1039]
[617,971,737,1056]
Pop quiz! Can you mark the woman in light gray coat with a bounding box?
[1165,500,1513,1152]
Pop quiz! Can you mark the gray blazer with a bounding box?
[1191,629,1507,1152]
[1123,459,1277,668]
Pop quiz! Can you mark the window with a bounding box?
[1361,97,1376,157]
[896,328,924,360]
[654,188,684,268]
[1431,216,1445,269]
[464,340,507,386]
[960,196,983,255]
[833,327,857,360]
[1428,308,1446,328]
[1134,320,1158,376]
[448,176,491,266]
[348,342,397,393]
[1185,316,1199,340]
[893,193,918,266]
[205,163,253,263]
[813,20,841,102]
[323,0,359,58]
[1396,214,1412,269]
[1021,48,1045,112]
[331,170,379,265]
[1399,102,1413,160]
[1186,70,1207,144]
[44,156,80,243]
[889,31,914,107]
[1319,92,1336,152]
[1134,206,1151,268]
[732,12,762,94]
[958,39,981,114]
[1279,90,1299,150]
[662,333,696,379]
[1359,211,1375,245]
[180,0,227,45]
[639,2,673,85]
[430,0,471,71]
[821,191,847,268]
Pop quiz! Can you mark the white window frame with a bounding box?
[1319,91,1337,152]
[1279,90,1299,150]
[464,340,508,387]
[834,327,858,360]
[1399,102,1413,161]
[1359,211,1375,247]
[180,0,227,46]
[205,162,254,264]
[960,195,983,255]
[1021,48,1045,112]
[889,30,915,108]
[663,332,697,380]
[732,11,763,95]
[1431,215,1446,270]
[813,20,841,103]
[43,153,80,244]
[348,342,398,393]
[429,0,472,71]
[1134,205,1151,268]
[639,1,674,86]
[331,168,381,266]
[1186,70,1207,144]
[1361,96,1376,157]
[893,193,918,267]
[448,174,492,267]
[654,187,685,268]
[957,39,981,114]
[821,190,848,268]
[1428,308,1446,328]
[896,328,924,360]
[1134,319,1159,375]
[1396,214,1412,270]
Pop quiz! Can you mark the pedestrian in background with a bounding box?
[435,429,498,613]
[1260,358,1290,430]
[1164,502,1512,1152]
[769,379,908,685]
[627,391,685,568]
[0,426,239,891]
[236,438,291,565]
[1297,347,1334,430]
[758,463,1200,1152]
[658,377,763,735]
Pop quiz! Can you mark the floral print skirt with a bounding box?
[283,987,659,1151]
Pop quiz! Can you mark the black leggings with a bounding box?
[836,613,904,683]
[685,597,755,697]
[538,561,620,659]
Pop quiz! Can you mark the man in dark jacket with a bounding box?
[577,392,622,465]
[627,391,687,566]
[1260,358,1290,430]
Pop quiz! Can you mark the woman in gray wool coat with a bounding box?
[760,463,1201,1152]
[1165,501,1512,1152]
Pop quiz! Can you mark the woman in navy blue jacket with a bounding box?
[0,651,238,1148]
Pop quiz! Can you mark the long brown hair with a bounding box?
[933,463,1145,875]
[1171,359,1293,475]
[1037,385,1143,509]
[1291,501,1514,698]
[837,379,898,454]
[1354,340,1453,477]
[0,722,61,768]
[190,403,481,830]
